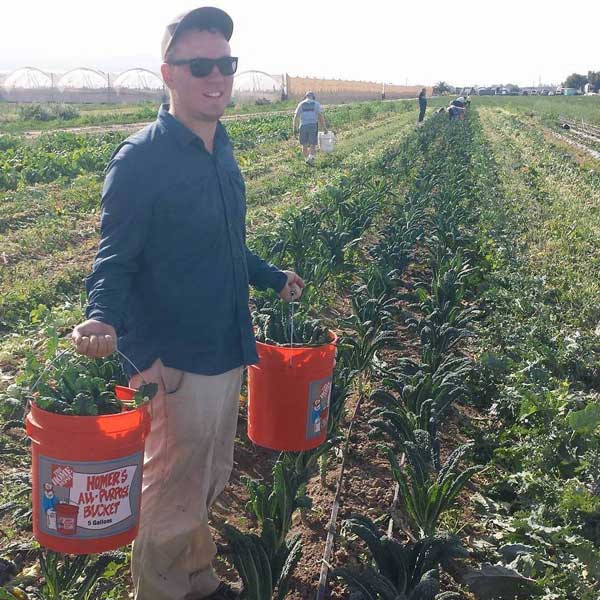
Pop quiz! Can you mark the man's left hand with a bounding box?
[279,270,305,302]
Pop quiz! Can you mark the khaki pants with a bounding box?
[130,360,243,600]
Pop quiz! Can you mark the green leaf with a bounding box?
[517,395,540,421]
[134,383,158,407]
[567,403,600,434]
[73,393,98,416]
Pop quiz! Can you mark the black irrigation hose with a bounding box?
[316,387,366,600]
[316,125,443,597]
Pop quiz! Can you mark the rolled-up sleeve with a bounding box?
[85,150,150,334]
[245,246,287,292]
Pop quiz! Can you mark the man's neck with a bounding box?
[169,104,218,154]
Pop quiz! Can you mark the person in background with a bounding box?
[418,87,427,123]
[71,7,304,600]
[293,91,328,165]
[448,103,466,120]
[450,96,466,108]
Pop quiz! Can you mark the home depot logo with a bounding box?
[319,381,331,404]
[51,465,74,488]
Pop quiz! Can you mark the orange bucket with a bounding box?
[248,333,336,451]
[26,396,150,554]
[55,503,79,535]
[115,385,136,411]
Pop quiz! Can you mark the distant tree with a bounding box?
[587,71,600,92]
[505,83,520,91]
[433,81,451,95]
[563,73,588,90]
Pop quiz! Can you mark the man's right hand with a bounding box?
[71,319,117,358]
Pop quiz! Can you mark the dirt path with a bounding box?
[20,99,417,138]
[20,109,296,138]
[547,129,600,160]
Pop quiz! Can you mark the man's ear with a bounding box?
[161,63,174,90]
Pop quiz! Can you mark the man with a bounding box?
[450,95,466,108]
[417,87,427,124]
[71,7,304,600]
[448,103,466,121]
[293,91,328,165]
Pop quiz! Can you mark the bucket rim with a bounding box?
[55,502,79,511]
[255,330,337,351]
[28,399,149,421]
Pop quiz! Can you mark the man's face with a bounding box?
[163,29,233,122]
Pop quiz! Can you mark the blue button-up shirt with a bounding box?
[85,105,287,377]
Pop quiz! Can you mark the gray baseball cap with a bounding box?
[161,7,234,61]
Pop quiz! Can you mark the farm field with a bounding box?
[0,95,600,599]
[0,99,307,135]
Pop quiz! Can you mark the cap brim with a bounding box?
[163,7,234,60]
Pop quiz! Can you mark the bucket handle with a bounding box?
[25,347,149,419]
[288,292,298,368]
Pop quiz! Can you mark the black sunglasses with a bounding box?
[168,56,238,77]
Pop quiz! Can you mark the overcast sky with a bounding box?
[0,0,597,86]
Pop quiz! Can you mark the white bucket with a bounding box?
[318,131,336,153]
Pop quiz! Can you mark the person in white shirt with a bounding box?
[292,91,328,165]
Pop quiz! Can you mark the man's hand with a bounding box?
[278,270,305,302]
[71,319,117,358]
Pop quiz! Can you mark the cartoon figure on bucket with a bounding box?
[43,482,59,530]
[43,482,59,514]
[312,395,322,433]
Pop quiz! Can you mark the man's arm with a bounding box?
[318,112,327,131]
[73,149,150,357]
[294,101,307,133]
[316,101,327,131]
[245,247,288,292]
[245,247,305,301]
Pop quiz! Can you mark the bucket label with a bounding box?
[306,376,332,440]
[38,451,143,539]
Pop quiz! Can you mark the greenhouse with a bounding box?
[113,69,163,91]
[57,68,108,90]
[114,69,166,103]
[1,67,56,102]
[232,71,284,104]
[57,68,112,103]
[3,67,52,89]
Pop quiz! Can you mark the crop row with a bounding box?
[0,111,441,598]
[212,113,489,598]
[0,100,412,192]
[469,106,600,598]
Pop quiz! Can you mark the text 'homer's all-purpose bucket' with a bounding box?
[26,393,150,554]
[247,333,336,451]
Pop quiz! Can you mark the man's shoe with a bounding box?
[202,582,241,599]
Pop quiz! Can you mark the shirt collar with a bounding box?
[157,104,229,152]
